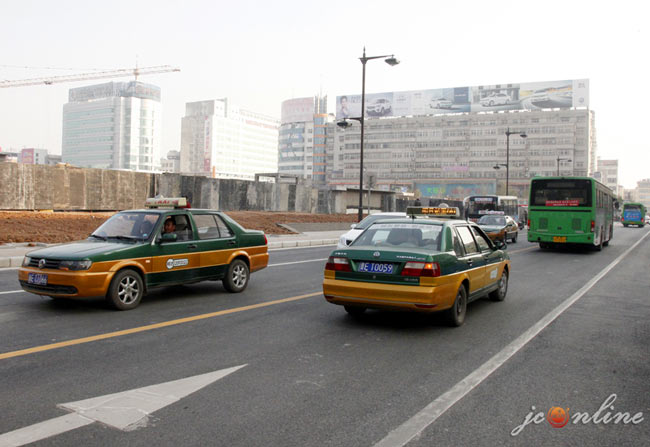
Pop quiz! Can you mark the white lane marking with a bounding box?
[0,290,24,295]
[269,258,328,267]
[373,231,650,447]
[0,364,247,446]
[0,267,19,272]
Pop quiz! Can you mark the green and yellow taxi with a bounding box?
[476,212,519,243]
[322,207,511,326]
[18,198,268,310]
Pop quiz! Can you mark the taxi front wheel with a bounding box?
[223,259,249,293]
[106,269,144,310]
[445,285,467,327]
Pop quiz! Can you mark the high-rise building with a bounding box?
[278,96,328,184]
[161,150,180,173]
[62,81,162,171]
[179,99,279,180]
[637,179,650,209]
[596,158,620,196]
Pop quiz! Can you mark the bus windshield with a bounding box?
[623,204,641,212]
[530,179,592,207]
[465,196,498,219]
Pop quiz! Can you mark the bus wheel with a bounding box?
[595,229,604,251]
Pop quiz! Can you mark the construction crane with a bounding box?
[0,65,180,88]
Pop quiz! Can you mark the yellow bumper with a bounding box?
[322,276,457,313]
[18,268,113,298]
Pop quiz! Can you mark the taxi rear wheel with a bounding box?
[489,270,508,302]
[445,285,467,327]
[106,269,144,311]
[223,259,249,293]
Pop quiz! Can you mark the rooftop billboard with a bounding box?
[336,79,588,120]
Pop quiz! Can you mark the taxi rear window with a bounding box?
[352,223,443,250]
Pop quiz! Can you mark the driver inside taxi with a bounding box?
[163,218,176,235]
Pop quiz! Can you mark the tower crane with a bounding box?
[0,65,180,88]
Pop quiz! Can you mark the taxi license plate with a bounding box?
[28,273,48,285]
[553,236,567,243]
[358,262,394,274]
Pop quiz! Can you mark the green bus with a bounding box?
[528,176,614,250]
[621,202,646,227]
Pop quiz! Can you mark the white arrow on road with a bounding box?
[0,364,246,447]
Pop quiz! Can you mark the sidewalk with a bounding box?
[0,231,342,268]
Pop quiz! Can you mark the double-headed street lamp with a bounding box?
[493,127,527,196]
[556,157,572,176]
[338,47,399,222]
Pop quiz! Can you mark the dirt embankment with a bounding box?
[0,211,359,244]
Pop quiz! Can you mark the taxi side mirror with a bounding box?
[159,233,177,244]
[350,224,356,229]
[494,240,507,250]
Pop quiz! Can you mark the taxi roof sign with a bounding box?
[145,197,188,208]
[406,206,460,218]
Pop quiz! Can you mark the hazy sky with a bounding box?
[1,0,648,188]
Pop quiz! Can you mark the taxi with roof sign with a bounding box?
[18,198,268,310]
[322,206,511,326]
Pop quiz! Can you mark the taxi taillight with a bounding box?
[264,234,268,245]
[401,262,440,277]
[325,256,351,272]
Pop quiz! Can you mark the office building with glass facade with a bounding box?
[277,96,328,184]
[62,81,162,171]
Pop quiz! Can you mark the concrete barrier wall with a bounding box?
[0,163,396,213]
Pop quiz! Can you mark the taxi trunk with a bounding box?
[323,247,457,312]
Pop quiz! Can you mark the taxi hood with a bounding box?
[478,225,505,232]
[25,240,142,261]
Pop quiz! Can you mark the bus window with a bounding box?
[530,179,592,207]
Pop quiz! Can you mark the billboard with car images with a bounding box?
[336,79,588,119]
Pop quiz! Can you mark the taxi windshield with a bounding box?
[90,212,160,242]
[352,223,443,250]
[478,216,506,226]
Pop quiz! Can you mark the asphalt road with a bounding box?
[0,226,648,446]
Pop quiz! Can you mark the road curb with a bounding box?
[0,256,24,268]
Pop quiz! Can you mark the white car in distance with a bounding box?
[480,93,511,107]
[337,212,407,248]
[430,97,453,109]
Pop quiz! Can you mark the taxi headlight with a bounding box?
[22,256,32,267]
[59,260,92,271]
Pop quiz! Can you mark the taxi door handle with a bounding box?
[466,259,473,266]
[187,244,198,249]
[227,241,237,246]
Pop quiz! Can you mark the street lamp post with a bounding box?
[494,128,527,196]
[354,48,399,222]
[556,157,572,176]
